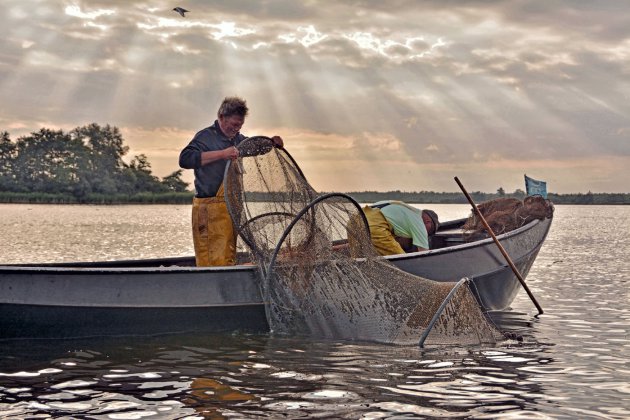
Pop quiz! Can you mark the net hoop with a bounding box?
[264,192,370,281]
[223,136,317,255]
[221,135,505,347]
[418,277,469,348]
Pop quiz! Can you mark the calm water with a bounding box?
[0,204,629,419]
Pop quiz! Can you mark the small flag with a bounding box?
[524,174,547,198]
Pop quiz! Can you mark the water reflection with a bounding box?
[0,332,573,419]
[0,329,628,419]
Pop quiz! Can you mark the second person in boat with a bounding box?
[362,200,440,256]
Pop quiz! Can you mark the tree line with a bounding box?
[1,124,628,204]
[341,190,630,205]
[0,124,192,203]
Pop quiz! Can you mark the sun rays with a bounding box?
[1,2,629,192]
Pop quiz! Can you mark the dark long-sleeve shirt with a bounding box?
[178,120,245,198]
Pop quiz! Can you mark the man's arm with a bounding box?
[179,131,239,169]
[394,236,428,253]
[200,147,238,166]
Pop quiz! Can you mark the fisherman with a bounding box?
[179,96,284,266]
[362,200,439,256]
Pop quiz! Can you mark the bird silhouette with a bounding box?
[173,7,189,17]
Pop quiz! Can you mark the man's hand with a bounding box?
[223,146,239,160]
[271,135,284,148]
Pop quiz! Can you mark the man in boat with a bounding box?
[362,200,439,255]
[179,96,284,266]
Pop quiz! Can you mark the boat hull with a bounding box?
[389,216,550,311]
[0,303,269,338]
[0,217,552,339]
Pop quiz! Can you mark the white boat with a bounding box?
[0,215,552,339]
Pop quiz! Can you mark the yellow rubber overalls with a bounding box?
[362,205,405,256]
[191,183,236,266]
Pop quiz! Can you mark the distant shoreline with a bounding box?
[1,191,628,205]
[3,126,627,205]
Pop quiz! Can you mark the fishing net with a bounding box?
[224,136,504,346]
[463,196,554,238]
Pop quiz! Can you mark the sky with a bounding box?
[1,1,629,194]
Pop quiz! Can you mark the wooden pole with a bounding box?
[454,177,544,315]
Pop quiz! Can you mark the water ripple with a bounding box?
[1,205,629,418]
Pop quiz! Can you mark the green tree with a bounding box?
[71,123,128,195]
[0,131,16,191]
[13,128,92,196]
[512,188,526,199]
[125,154,166,193]
[161,169,189,192]
[576,191,595,204]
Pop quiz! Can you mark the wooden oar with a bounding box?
[454,176,544,315]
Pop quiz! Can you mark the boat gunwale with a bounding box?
[385,216,549,263]
[0,263,255,274]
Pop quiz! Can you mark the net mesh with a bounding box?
[225,136,504,346]
[462,196,555,238]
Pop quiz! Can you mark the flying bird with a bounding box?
[173,7,189,17]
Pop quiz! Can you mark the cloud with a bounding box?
[1,0,629,192]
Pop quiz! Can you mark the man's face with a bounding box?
[422,213,434,235]
[218,114,245,139]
